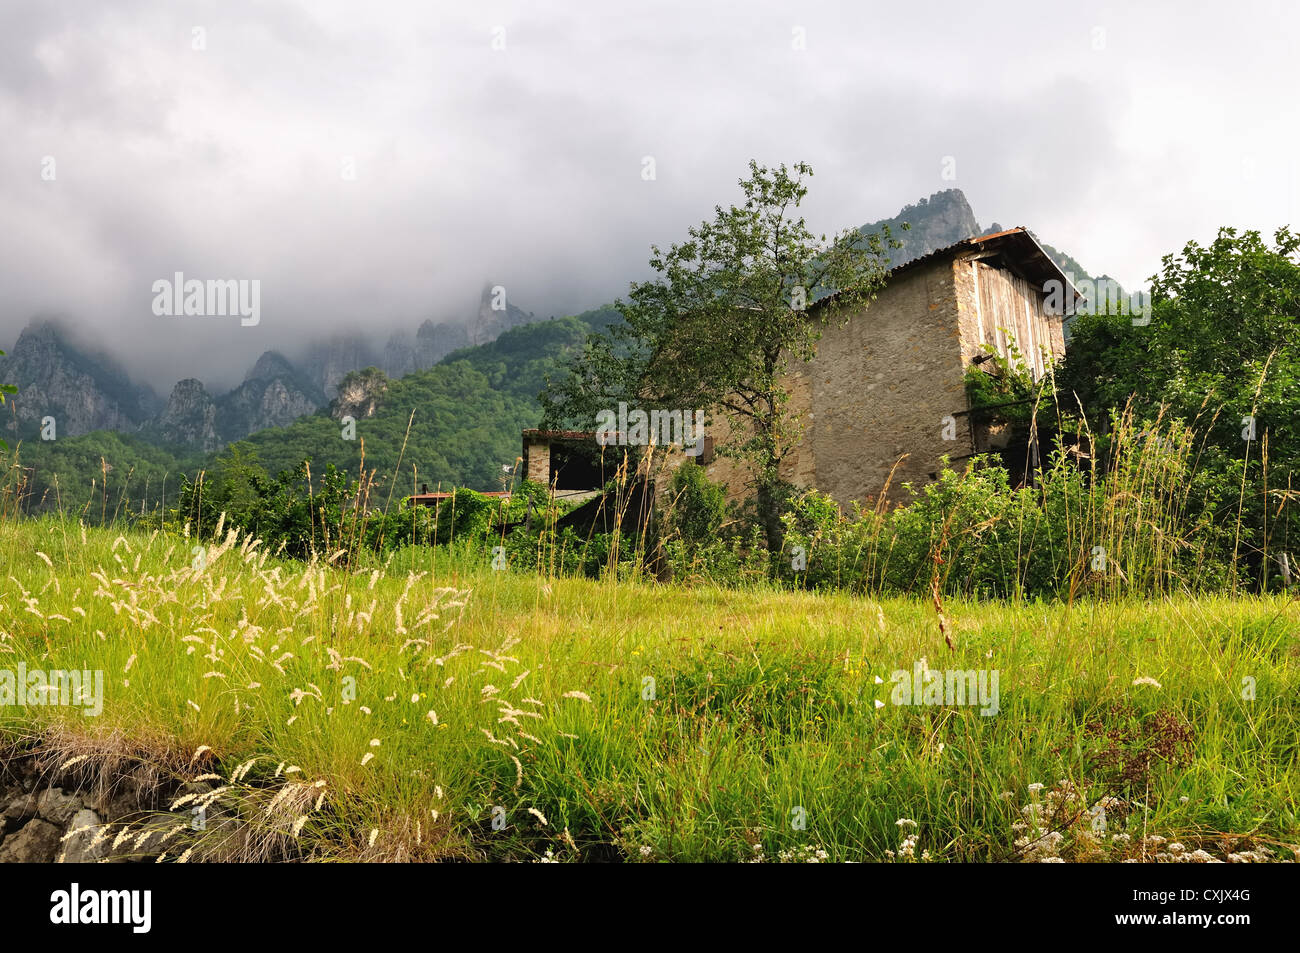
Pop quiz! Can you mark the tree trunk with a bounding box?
[754,446,786,558]
[753,384,788,558]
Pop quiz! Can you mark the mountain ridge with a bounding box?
[1,190,1119,460]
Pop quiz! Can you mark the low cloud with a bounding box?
[1,0,1295,390]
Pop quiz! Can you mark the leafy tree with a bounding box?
[662,461,728,548]
[1063,227,1300,437]
[1059,226,1300,584]
[211,442,269,526]
[1054,310,1151,425]
[542,160,899,551]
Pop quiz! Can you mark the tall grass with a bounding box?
[0,516,1295,862]
[772,410,1244,600]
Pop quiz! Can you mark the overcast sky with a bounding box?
[2,0,1296,391]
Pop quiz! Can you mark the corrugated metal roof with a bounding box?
[522,429,597,440]
[811,226,1081,314]
[408,490,511,502]
[969,227,1025,243]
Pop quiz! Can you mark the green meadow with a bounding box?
[0,516,1295,862]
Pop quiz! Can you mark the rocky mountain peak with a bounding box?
[155,378,218,452]
[0,318,159,439]
[243,350,298,384]
[863,188,983,269]
[297,335,381,400]
[331,367,389,421]
[382,319,470,378]
[471,283,537,347]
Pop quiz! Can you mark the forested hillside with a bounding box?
[3,308,618,513]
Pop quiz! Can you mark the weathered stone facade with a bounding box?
[686,228,1073,509]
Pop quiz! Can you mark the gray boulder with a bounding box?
[0,819,62,863]
[2,792,38,830]
[61,809,109,864]
[36,788,83,826]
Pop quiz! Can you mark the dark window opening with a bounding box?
[551,445,605,490]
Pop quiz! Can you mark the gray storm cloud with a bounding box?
[1,0,1296,390]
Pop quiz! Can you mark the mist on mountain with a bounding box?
[0,189,1118,460]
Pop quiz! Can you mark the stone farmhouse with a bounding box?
[522,226,1079,514]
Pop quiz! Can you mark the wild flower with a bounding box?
[1016,829,1064,862]
[777,844,830,863]
[1228,850,1270,863]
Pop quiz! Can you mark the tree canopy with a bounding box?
[542,160,901,548]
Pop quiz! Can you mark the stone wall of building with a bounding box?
[799,258,973,508]
[679,257,977,511]
[687,367,816,504]
[522,435,551,484]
